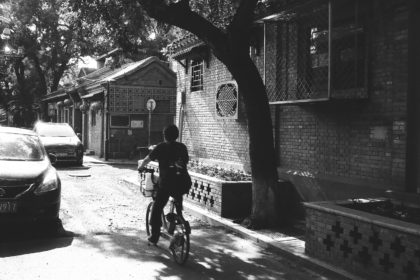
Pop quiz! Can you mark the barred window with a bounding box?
[266,0,368,103]
[190,59,204,92]
[110,115,129,127]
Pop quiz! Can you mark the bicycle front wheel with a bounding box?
[169,216,190,265]
[145,201,154,236]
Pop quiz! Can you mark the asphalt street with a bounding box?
[0,158,339,280]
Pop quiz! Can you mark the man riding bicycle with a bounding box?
[138,124,189,245]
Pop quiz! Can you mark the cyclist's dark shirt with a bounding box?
[148,141,189,191]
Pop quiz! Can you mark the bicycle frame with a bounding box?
[140,169,190,265]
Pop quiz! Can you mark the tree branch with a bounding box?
[139,0,229,59]
[230,0,259,31]
[30,54,48,96]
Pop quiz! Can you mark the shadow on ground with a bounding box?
[77,224,326,280]
[0,219,76,257]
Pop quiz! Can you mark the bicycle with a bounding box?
[139,168,191,265]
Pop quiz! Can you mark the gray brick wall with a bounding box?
[269,0,409,191]
[172,56,250,171]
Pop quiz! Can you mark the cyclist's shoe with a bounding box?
[148,236,158,246]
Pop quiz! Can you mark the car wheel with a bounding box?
[76,157,83,166]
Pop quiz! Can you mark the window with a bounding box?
[154,100,170,113]
[216,81,239,119]
[266,0,368,103]
[91,110,96,127]
[190,59,204,92]
[110,115,130,127]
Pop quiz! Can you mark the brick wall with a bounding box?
[171,0,410,193]
[172,56,251,171]
[269,1,409,192]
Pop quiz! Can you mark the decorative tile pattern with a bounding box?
[109,86,176,114]
[305,204,420,280]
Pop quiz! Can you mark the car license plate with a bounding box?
[57,152,72,157]
[0,202,17,213]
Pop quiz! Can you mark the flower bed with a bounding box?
[188,160,251,181]
[142,160,252,218]
[305,198,420,280]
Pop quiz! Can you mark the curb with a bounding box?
[121,176,362,280]
[84,156,138,166]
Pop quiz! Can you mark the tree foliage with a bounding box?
[0,0,102,125]
[0,0,165,126]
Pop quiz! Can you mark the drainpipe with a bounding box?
[104,81,110,161]
[263,22,267,85]
[178,89,186,143]
[406,0,420,193]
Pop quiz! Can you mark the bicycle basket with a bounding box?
[139,172,158,197]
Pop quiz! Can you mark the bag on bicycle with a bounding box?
[148,141,191,196]
[167,160,192,196]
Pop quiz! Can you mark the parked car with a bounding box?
[33,122,84,166]
[0,126,61,222]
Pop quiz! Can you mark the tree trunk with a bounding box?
[225,53,285,227]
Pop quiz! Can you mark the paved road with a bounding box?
[0,160,337,280]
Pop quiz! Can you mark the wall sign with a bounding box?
[131,120,144,128]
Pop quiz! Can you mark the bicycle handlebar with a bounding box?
[138,168,155,173]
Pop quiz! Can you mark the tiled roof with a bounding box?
[166,33,205,58]
[43,56,166,101]
[102,56,160,82]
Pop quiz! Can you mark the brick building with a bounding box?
[169,0,419,200]
[168,36,251,171]
[43,53,177,159]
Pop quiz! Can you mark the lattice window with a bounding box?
[190,59,204,92]
[215,81,238,119]
[110,115,130,128]
[266,0,368,103]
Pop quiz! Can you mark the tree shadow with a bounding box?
[77,225,326,279]
[0,219,76,257]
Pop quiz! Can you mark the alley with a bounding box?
[0,159,338,280]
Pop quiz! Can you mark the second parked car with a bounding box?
[34,122,84,166]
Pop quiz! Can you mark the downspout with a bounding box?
[263,22,267,85]
[104,81,110,161]
[178,90,186,143]
[405,0,420,193]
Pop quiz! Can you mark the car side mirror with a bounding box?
[76,133,82,140]
[48,153,57,164]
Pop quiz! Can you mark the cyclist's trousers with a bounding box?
[150,189,183,243]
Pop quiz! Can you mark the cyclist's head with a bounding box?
[163,124,179,142]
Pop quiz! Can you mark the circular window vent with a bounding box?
[216,82,238,119]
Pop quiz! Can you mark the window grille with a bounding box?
[265,0,368,103]
[216,81,238,119]
[154,100,170,113]
[190,60,204,92]
[110,115,130,127]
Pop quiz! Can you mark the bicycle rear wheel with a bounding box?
[145,201,154,236]
[169,216,190,265]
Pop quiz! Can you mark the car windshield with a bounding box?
[0,132,45,161]
[36,124,76,137]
